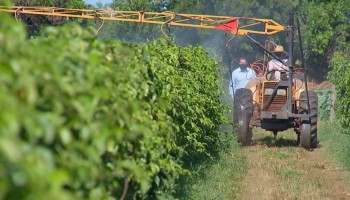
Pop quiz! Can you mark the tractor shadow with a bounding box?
[254,136,298,147]
[252,129,299,148]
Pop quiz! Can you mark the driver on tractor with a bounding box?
[267,45,288,80]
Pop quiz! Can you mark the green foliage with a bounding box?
[138,39,227,160]
[0,8,228,199]
[315,89,332,121]
[302,0,350,55]
[11,0,88,36]
[318,122,350,171]
[301,0,350,80]
[12,0,87,8]
[112,0,157,11]
[328,52,350,132]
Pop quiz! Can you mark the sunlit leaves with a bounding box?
[0,9,227,199]
[329,52,350,132]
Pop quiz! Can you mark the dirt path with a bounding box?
[238,129,350,200]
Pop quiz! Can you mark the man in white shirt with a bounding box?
[229,58,256,96]
[267,45,289,80]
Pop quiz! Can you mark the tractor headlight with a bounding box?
[277,89,287,96]
[264,88,274,95]
[264,88,287,96]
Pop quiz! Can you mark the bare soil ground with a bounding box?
[239,128,350,200]
[309,80,332,90]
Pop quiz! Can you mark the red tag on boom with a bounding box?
[215,18,238,33]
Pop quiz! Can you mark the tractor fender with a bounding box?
[293,78,305,107]
[245,78,262,103]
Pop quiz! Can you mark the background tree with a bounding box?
[301,0,350,81]
[11,0,88,36]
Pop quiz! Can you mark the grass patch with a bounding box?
[318,121,350,187]
[176,133,247,200]
[318,121,350,172]
[273,167,302,180]
[264,149,293,159]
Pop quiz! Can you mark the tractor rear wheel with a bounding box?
[233,88,253,145]
[298,91,318,149]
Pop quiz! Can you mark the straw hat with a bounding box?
[272,45,288,56]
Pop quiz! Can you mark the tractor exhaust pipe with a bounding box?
[288,13,295,113]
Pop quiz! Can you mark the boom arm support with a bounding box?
[0,6,285,35]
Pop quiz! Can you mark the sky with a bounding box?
[84,0,113,5]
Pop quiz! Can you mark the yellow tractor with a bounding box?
[233,14,318,149]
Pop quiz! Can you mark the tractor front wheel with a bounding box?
[298,91,318,149]
[234,88,253,145]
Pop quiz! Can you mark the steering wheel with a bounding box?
[266,69,289,81]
